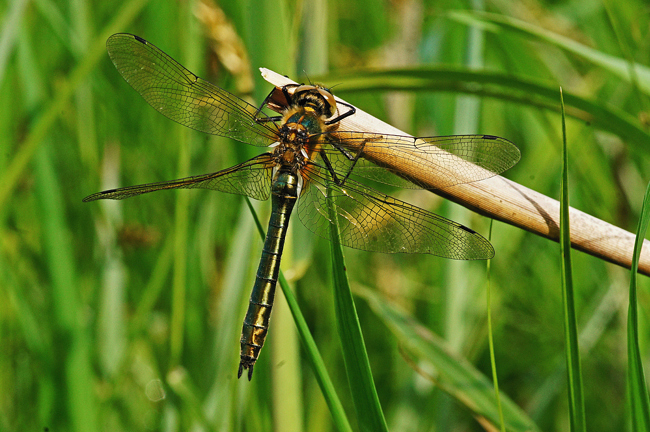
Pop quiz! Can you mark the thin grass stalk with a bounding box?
[325,184,388,432]
[559,87,586,431]
[170,13,200,368]
[170,127,190,366]
[446,0,485,355]
[486,220,506,432]
[626,183,650,429]
[69,0,98,169]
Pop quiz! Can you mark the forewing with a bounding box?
[297,162,494,260]
[106,33,277,146]
[83,153,274,202]
[321,132,520,189]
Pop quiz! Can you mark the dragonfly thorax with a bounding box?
[282,107,329,135]
[274,122,312,171]
[275,91,337,171]
[278,121,310,143]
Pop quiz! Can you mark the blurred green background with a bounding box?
[3,0,650,430]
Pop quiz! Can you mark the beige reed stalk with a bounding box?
[261,68,650,276]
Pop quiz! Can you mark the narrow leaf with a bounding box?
[626,183,650,429]
[559,87,586,432]
[325,188,388,432]
[357,287,540,432]
[486,221,506,432]
[449,11,650,95]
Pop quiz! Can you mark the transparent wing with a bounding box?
[297,160,494,259]
[83,153,274,202]
[106,33,277,146]
[320,132,520,189]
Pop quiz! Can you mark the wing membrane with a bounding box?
[83,153,274,202]
[321,132,520,189]
[298,161,493,259]
[106,33,277,146]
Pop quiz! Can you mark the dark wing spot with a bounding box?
[459,225,477,234]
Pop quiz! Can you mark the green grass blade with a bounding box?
[130,235,174,333]
[35,143,98,432]
[486,220,506,432]
[626,182,650,430]
[21,20,99,428]
[559,88,586,432]
[0,0,150,210]
[449,11,650,95]
[602,0,646,111]
[244,197,353,432]
[170,128,190,367]
[277,271,353,432]
[357,286,539,432]
[203,200,257,430]
[0,0,29,85]
[169,10,202,370]
[325,192,388,432]
[248,2,305,426]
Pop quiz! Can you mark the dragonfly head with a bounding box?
[291,84,337,117]
[269,84,337,121]
[288,84,354,127]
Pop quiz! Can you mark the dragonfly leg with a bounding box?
[255,84,306,123]
[254,84,297,123]
[324,100,356,125]
[253,88,273,120]
[255,115,282,124]
[319,151,343,185]
[281,84,299,103]
[320,146,364,187]
[253,98,281,123]
[321,139,367,186]
[344,145,365,180]
[326,136,357,161]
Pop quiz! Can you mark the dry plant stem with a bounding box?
[260,68,650,276]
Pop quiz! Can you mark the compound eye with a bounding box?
[293,84,315,97]
[317,88,337,117]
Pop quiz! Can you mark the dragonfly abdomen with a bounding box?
[238,170,299,380]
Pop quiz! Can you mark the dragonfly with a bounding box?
[84,33,520,380]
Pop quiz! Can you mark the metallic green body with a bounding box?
[238,169,299,380]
